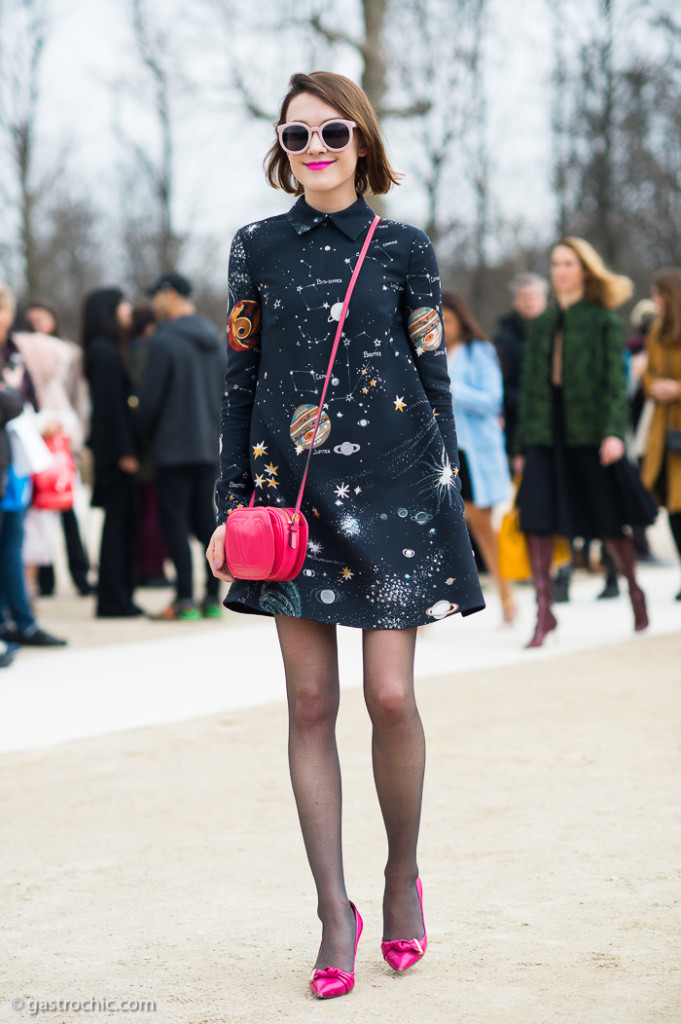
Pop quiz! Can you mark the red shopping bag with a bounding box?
[31,433,76,511]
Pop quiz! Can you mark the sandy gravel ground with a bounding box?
[2,624,680,1024]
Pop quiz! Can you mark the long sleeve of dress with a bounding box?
[401,230,460,468]
[215,229,261,524]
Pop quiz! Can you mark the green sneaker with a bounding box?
[156,600,201,621]
[201,598,223,619]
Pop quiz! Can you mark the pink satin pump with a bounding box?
[381,877,427,972]
[309,902,363,999]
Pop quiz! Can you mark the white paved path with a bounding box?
[1,559,679,754]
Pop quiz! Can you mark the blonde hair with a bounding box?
[557,237,633,309]
[0,282,16,318]
[265,71,401,197]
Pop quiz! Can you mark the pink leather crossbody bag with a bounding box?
[224,214,381,581]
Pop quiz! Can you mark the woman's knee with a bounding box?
[288,676,339,731]
[365,677,415,728]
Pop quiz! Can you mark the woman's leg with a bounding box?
[465,502,516,622]
[604,534,648,631]
[275,615,357,971]
[525,533,558,648]
[362,627,425,941]
[669,512,681,598]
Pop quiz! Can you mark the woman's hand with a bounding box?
[649,377,681,404]
[40,420,62,439]
[118,455,140,474]
[206,523,235,583]
[600,435,624,466]
[512,454,525,476]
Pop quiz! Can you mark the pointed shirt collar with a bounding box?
[287,196,376,241]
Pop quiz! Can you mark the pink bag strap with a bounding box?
[249,213,381,514]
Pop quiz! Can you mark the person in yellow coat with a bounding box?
[640,268,681,598]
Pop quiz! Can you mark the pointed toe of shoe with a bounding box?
[309,967,355,999]
[381,936,427,972]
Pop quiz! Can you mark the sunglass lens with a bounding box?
[281,126,309,152]
[321,122,351,150]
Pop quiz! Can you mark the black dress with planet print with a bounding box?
[216,196,485,629]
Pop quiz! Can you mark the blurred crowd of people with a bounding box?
[0,272,224,668]
[1,235,680,666]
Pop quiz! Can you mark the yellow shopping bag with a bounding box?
[498,477,572,581]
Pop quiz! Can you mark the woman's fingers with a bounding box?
[206,525,235,582]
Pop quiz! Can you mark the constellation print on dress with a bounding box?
[417,447,459,511]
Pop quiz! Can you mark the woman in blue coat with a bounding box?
[444,290,515,622]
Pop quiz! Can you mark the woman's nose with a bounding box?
[307,129,326,154]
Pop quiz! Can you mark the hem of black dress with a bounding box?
[223,595,486,628]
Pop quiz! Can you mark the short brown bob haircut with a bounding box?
[265,71,401,197]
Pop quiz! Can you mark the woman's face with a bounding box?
[26,306,56,335]
[442,307,462,348]
[283,91,366,210]
[116,300,133,330]
[550,245,586,298]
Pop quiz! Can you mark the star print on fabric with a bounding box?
[267,478,279,488]
[362,387,368,394]
[254,474,266,488]
[370,380,377,387]
[264,462,278,475]
[252,442,267,458]
[354,486,362,495]
[394,396,406,412]
[341,568,354,580]
[335,483,350,499]
[312,508,320,518]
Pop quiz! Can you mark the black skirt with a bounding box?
[517,387,656,539]
[457,450,474,503]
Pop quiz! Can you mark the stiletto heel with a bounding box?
[381,877,427,972]
[309,902,363,999]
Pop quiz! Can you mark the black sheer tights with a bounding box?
[276,616,424,971]
[669,511,681,562]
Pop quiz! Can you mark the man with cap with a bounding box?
[136,271,226,620]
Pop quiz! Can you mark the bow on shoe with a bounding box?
[381,936,426,972]
[309,967,355,998]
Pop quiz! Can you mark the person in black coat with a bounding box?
[83,287,142,617]
[136,272,226,620]
[493,273,548,460]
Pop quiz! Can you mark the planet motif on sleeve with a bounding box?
[290,404,332,449]
[408,307,443,354]
[228,299,261,351]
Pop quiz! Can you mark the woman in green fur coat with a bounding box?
[514,237,655,648]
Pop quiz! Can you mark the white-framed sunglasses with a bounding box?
[277,119,357,154]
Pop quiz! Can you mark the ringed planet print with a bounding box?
[216,196,485,629]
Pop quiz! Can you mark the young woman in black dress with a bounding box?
[82,288,142,618]
[208,72,484,999]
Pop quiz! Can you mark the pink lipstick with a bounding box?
[305,161,333,170]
